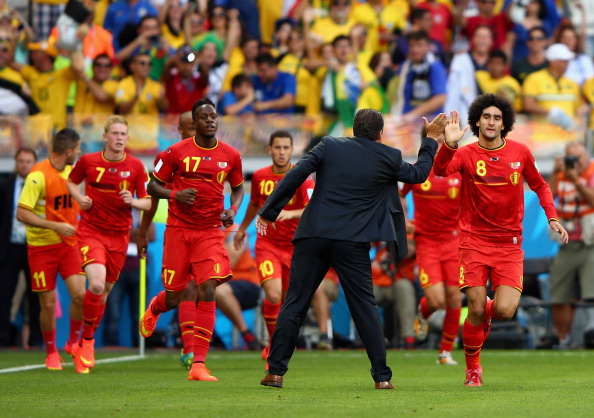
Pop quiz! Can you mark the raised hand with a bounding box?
[444,110,469,147]
[423,113,447,140]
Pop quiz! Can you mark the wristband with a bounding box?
[169,190,176,199]
[230,205,238,214]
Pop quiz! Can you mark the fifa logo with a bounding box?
[54,194,73,210]
[510,171,520,186]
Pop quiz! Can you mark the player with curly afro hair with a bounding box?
[467,93,515,139]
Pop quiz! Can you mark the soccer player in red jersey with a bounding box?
[401,131,462,365]
[434,95,568,386]
[139,98,244,381]
[233,130,315,365]
[17,129,86,372]
[67,115,152,370]
[137,111,202,369]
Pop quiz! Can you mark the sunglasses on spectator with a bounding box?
[190,19,203,25]
[212,11,226,17]
[93,61,112,68]
[528,36,546,41]
[136,60,152,66]
[481,0,496,3]
[332,1,350,5]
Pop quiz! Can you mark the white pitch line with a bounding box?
[0,354,145,374]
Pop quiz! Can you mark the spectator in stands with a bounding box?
[567,0,594,59]
[311,270,339,350]
[116,15,174,81]
[197,41,229,108]
[583,76,594,129]
[271,17,295,57]
[511,0,558,63]
[158,0,186,50]
[182,7,206,47]
[192,5,240,62]
[73,53,117,128]
[416,0,454,52]
[547,141,594,349]
[30,0,67,41]
[115,51,167,152]
[309,0,355,48]
[219,0,260,41]
[393,31,447,122]
[220,73,254,116]
[458,0,515,57]
[512,26,548,85]
[162,45,208,115]
[103,0,158,51]
[0,148,41,348]
[475,50,522,111]
[555,23,594,87]
[0,38,37,116]
[523,43,581,131]
[390,8,447,69]
[320,35,362,130]
[223,36,259,93]
[351,0,407,54]
[252,52,295,115]
[357,51,391,113]
[445,24,494,124]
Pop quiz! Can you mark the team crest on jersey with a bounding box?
[509,162,521,169]
[510,171,520,186]
[448,187,459,199]
[217,171,226,184]
[217,161,228,168]
[120,171,131,178]
[119,180,130,190]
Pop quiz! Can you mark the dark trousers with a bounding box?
[103,267,139,347]
[268,238,392,382]
[0,244,41,347]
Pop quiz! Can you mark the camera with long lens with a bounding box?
[564,155,579,169]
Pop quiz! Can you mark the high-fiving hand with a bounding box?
[444,110,469,147]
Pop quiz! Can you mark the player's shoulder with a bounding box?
[217,139,241,155]
[253,165,272,178]
[504,138,530,153]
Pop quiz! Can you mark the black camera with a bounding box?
[564,155,579,169]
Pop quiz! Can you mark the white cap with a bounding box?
[545,43,575,61]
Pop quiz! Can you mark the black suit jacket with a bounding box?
[258,136,438,258]
[0,174,18,265]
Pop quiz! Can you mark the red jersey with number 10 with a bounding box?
[433,139,558,244]
[400,169,461,236]
[69,152,149,232]
[251,165,314,245]
[154,137,244,229]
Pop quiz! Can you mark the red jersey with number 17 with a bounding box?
[69,152,149,232]
[251,165,314,245]
[400,169,461,236]
[433,139,558,245]
[154,137,244,229]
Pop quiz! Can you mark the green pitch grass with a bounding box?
[1,349,593,417]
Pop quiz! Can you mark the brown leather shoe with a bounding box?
[375,380,395,389]
[260,372,283,388]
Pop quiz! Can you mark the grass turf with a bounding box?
[1,349,593,417]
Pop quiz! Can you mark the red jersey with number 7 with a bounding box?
[153,137,244,229]
[251,165,314,245]
[69,151,149,232]
[433,139,558,245]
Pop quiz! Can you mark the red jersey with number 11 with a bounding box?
[251,165,314,245]
[154,137,244,229]
[433,139,558,244]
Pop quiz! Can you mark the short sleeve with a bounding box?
[19,171,45,210]
[226,151,244,187]
[135,162,150,199]
[153,148,175,183]
[68,156,87,184]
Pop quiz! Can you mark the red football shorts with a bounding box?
[458,241,524,292]
[255,239,293,292]
[28,242,83,292]
[416,233,459,288]
[162,227,232,292]
[77,227,129,283]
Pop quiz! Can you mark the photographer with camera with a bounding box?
[547,141,594,348]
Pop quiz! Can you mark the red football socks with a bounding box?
[42,329,57,355]
[68,319,82,346]
[94,303,106,330]
[151,291,169,315]
[193,301,216,363]
[463,319,484,370]
[82,290,102,340]
[419,296,432,319]
[263,299,281,339]
[440,307,461,352]
[179,301,196,355]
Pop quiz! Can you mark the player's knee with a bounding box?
[495,305,515,321]
[427,295,446,311]
[70,291,84,308]
[40,298,56,314]
[266,292,281,304]
[88,281,105,295]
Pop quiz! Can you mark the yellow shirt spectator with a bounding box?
[74,79,118,119]
[20,65,76,130]
[277,53,319,114]
[476,70,523,111]
[0,66,25,86]
[583,77,594,129]
[523,68,581,117]
[351,1,407,53]
[258,0,283,45]
[310,17,356,45]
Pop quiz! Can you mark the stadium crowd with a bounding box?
[1,0,594,377]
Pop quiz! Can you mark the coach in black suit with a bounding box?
[0,148,41,347]
[257,109,447,389]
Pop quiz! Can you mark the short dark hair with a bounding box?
[528,26,546,39]
[15,147,37,161]
[255,52,277,66]
[407,30,430,44]
[231,73,253,90]
[468,94,515,138]
[353,108,384,140]
[92,53,112,66]
[52,128,80,154]
[332,34,351,47]
[488,49,507,64]
[269,130,293,146]
[139,15,159,28]
[410,8,430,24]
[240,36,260,48]
[192,97,216,120]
